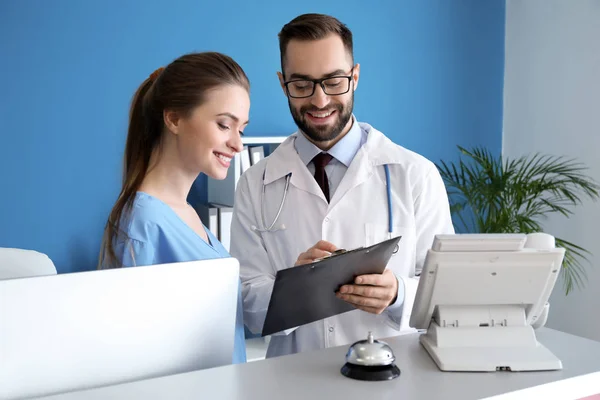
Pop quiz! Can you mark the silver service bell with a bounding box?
[340,331,401,381]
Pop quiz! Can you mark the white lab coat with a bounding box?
[229,122,454,358]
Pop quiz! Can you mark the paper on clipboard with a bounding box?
[261,235,401,336]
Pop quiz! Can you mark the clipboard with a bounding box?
[261,235,402,336]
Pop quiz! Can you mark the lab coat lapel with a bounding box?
[264,134,328,202]
[329,125,401,209]
[329,146,372,208]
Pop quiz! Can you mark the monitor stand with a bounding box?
[419,304,562,372]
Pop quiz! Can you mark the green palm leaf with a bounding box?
[436,146,600,295]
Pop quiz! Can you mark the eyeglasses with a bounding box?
[284,69,354,99]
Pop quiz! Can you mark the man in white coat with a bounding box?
[230,13,454,358]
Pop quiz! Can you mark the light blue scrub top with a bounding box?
[104,191,246,364]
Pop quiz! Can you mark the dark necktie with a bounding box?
[312,153,333,202]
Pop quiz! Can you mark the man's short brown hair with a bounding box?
[278,13,354,76]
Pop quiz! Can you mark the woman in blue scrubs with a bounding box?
[98,52,250,364]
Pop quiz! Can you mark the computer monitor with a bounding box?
[410,233,565,372]
[0,258,240,400]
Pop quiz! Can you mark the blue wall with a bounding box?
[0,0,505,273]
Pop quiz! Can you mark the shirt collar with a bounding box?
[294,115,364,167]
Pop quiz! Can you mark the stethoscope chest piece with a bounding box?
[340,331,401,381]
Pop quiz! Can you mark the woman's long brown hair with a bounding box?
[98,52,250,269]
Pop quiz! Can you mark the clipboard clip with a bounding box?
[313,248,350,263]
[331,249,348,256]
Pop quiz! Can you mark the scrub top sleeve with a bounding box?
[118,238,156,268]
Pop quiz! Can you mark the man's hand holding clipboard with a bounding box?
[261,236,402,337]
[295,240,399,315]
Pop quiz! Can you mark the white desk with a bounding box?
[35,328,600,400]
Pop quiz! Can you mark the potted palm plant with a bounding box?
[436,146,600,295]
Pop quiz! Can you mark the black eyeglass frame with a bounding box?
[283,67,355,99]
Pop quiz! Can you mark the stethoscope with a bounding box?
[252,172,293,233]
[252,164,395,250]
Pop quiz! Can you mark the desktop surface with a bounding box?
[0,259,240,400]
[36,328,600,400]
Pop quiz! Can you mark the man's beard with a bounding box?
[288,93,354,143]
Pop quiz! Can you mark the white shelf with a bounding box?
[242,136,288,145]
[207,136,287,207]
